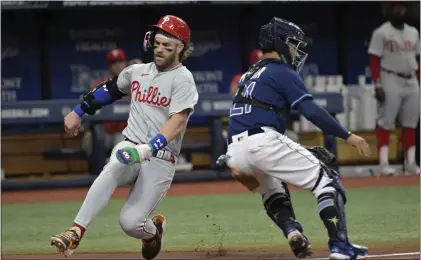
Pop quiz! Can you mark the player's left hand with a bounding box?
[116,144,153,165]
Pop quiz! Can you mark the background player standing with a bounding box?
[50,15,198,260]
[230,49,263,96]
[224,17,370,260]
[368,2,420,176]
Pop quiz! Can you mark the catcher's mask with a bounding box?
[143,15,191,52]
[258,17,308,73]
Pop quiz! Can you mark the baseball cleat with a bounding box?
[50,227,81,257]
[287,229,312,258]
[328,239,368,260]
[142,214,167,260]
[379,164,397,176]
[404,163,420,176]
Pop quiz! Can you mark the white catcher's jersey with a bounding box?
[368,22,420,74]
[116,62,199,156]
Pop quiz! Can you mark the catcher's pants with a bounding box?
[226,127,334,199]
[74,140,175,240]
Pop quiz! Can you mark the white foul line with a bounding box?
[308,252,420,260]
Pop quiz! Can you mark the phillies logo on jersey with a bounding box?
[131,81,171,107]
[388,40,416,52]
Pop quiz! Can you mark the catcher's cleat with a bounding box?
[50,227,81,257]
[142,214,167,260]
[329,239,368,260]
[287,229,313,258]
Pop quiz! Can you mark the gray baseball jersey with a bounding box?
[368,22,420,130]
[116,62,199,156]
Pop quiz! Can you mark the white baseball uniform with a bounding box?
[74,62,198,240]
[368,21,420,130]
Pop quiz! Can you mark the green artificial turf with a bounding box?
[2,186,419,255]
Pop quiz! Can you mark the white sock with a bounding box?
[379,146,389,165]
[406,146,416,165]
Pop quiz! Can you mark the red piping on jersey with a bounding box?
[369,54,381,84]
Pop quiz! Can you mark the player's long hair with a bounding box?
[180,42,194,62]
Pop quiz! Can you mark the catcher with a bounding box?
[217,146,341,259]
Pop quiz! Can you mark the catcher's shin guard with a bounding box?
[315,168,368,259]
[263,183,303,237]
[263,184,312,258]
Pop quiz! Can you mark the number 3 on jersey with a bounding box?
[230,81,256,117]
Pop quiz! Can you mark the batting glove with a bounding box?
[116,144,153,165]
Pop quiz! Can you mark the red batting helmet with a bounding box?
[143,15,191,51]
[106,48,127,63]
[249,49,263,65]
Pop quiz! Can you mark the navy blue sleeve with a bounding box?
[297,99,352,140]
[279,69,313,109]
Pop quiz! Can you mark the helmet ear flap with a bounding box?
[274,37,292,65]
[143,31,156,51]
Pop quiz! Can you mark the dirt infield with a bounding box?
[2,176,419,204]
[2,176,420,259]
[2,250,420,260]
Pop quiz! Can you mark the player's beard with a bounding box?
[389,14,405,28]
[154,51,177,71]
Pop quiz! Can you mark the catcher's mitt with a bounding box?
[304,145,336,165]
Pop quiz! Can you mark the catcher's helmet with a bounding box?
[143,15,191,51]
[258,17,308,72]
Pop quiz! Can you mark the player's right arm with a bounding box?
[280,70,371,157]
[64,65,134,136]
[368,28,386,102]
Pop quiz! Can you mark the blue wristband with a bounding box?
[148,134,168,153]
[73,104,85,117]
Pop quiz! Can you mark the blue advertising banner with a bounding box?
[240,3,339,79]
[1,12,42,101]
[48,10,143,99]
[344,4,385,84]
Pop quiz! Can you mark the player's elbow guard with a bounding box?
[75,77,126,116]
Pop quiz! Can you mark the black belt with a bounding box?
[124,137,176,164]
[228,128,265,145]
[381,68,414,79]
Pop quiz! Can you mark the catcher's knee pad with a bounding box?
[311,166,346,204]
[261,185,288,202]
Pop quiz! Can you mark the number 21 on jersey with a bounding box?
[230,81,256,117]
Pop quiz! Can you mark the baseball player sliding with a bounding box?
[50,15,198,260]
[368,2,420,176]
[219,17,370,260]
